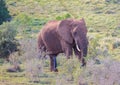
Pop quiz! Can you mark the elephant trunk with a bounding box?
[75,39,88,67]
[82,37,88,57]
[75,38,88,57]
[82,43,88,57]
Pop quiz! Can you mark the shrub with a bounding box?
[56,58,79,85]
[0,22,19,59]
[113,39,120,49]
[0,0,11,25]
[25,58,44,83]
[78,58,120,85]
[18,38,45,82]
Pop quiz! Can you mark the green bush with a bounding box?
[0,22,19,58]
[0,0,11,25]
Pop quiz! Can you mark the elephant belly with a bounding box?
[43,30,63,54]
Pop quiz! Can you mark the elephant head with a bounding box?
[57,18,88,58]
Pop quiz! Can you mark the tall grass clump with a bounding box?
[25,58,44,83]
[88,34,101,58]
[19,38,45,83]
[78,57,120,85]
[56,57,82,85]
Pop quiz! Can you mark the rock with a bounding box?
[7,65,21,72]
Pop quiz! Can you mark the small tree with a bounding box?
[0,22,19,59]
[0,0,11,25]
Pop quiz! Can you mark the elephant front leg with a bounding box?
[61,41,73,59]
[65,49,73,59]
[80,52,86,67]
[64,45,73,59]
[50,55,58,72]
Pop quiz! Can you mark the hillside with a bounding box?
[0,0,120,85]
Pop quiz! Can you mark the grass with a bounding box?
[0,0,120,85]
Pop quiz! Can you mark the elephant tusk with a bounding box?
[76,44,81,52]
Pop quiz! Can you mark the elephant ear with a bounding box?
[57,19,73,44]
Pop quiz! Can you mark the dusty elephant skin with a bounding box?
[37,18,88,72]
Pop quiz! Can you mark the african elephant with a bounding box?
[37,18,88,72]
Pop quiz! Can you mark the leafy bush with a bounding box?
[0,22,19,58]
[0,0,11,25]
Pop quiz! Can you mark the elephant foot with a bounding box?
[82,58,86,66]
[54,68,58,72]
[81,63,86,67]
[50,55,58,72]
[80,61,86,68]
[50,68,58,72]
[50,67,53,72]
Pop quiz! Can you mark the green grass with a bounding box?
[0,0,120,85]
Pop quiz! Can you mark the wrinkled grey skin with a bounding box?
[37,18,88,72]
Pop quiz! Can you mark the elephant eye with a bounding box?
[73,32,77,36]
[74,24,78,27]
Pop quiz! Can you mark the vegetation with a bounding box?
[0,22,19,59]
[0,0,11,25]
[0,0,120,85]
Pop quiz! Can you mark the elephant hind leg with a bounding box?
[49,54,58,72]
[37,45,46,59]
